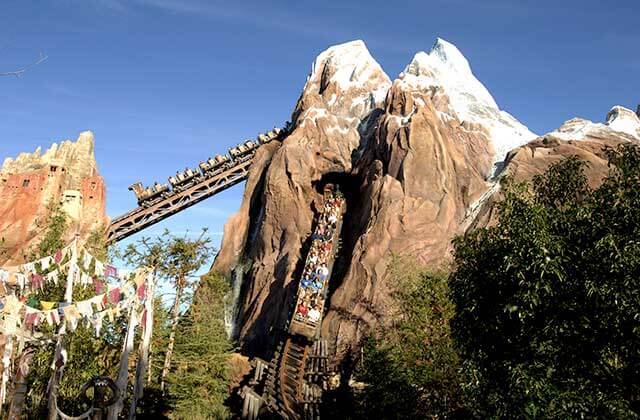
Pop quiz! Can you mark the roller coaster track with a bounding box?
[106,156,255,243]
[106,126,288,244]
[258,338,327,420]
[279,338,309,417]
[243,191,343,419]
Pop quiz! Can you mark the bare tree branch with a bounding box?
[0,52,48,78]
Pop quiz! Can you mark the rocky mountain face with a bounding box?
[470,104,640,227]
[212,39,640,366]
[0,131,107,264]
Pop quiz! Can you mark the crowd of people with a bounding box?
[294,187,345,325]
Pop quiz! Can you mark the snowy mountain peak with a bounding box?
[307,40,390,92]
[430,38,474,77]
[605,106,640,138]
[400,38,536,176]
[297,40,391,123]
[551,106,640,141]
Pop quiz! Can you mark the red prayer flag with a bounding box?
[93,277,103,294]
[137,284,146,300]
[104,265,118,278]
[25,313,37,329]
[109,287,121,305]
[54,250,62,264]
[30,274,44,289]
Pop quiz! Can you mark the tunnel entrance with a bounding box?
[311,171,366,303]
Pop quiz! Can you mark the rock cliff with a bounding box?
[212,39,639,366]
[0,131,107,264]
[470,105,640,227]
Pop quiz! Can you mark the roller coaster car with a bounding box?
[257,127,283,144]
[289,188,345,340]
[169,167,198,189]
[139,182,169,206]
[128,182,145,202]
[283,121,294,133]
[199,155,229,174]
[229,141,258,159]
[269,127,282,137]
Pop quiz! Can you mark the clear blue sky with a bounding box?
[1,0,638,253]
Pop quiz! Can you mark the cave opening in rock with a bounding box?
[311,171,366,305]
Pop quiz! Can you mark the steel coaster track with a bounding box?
[106,157,256,243]
[106,125,288,244]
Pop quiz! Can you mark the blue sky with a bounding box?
[1,0,639,256]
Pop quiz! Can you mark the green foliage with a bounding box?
[123,230,214,387]
[35,201,68,259]
[147,297,172,384]
[353,256,464,419]
[450,144,640,418]
[122,230,224,418]
[84,224,109,262]
[167,271,233,419]
[21,211,125,418]
[122,229,212,307]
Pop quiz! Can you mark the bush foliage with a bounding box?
[354,256,464,419]
[450,144,640,418]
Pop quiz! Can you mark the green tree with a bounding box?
[160,232,213,392]
[168,271,233,419]
[353,256,464,419]
[450,144,640,418]
[122,230,214,393]
[21,208,125,418]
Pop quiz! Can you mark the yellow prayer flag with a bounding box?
[41,301,57,310]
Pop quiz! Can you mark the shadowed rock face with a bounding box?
[213,40,496,363]
[212,39,640,366]
[0,132,107,264]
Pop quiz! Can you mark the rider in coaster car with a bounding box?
[308,307,321,323]
[297,301,309,317]
[317,265,329,281]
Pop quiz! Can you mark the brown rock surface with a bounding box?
[0,131,108,264]
[469,111,640,228]
[212,39,640,369]
[213,40,497,363]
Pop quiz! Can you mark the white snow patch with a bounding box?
[549,106,640,142]
[308,40,390,92]
[400,38,537,176]
[606,106,640,138]
[463,180,501,226]
[325,125,351,135]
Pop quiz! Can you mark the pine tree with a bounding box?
[160,232,212,393]
[168,271,233,419]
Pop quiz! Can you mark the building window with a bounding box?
[50,166,57,172]
[22,179,30,188]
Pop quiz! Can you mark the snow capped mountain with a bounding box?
[307,40,389,91]
[550,106,640,141]
[606,106,640,138]
[400,38,537,175]
[297,40,391,124]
